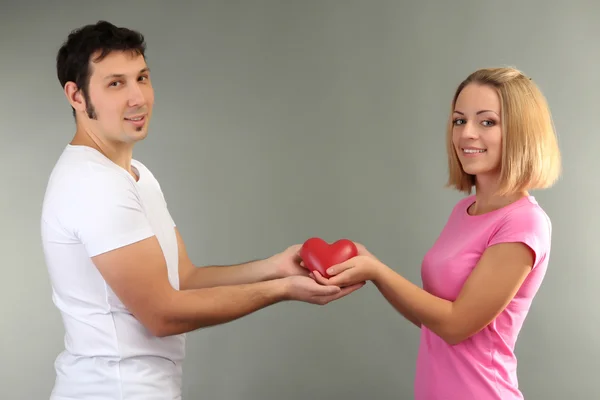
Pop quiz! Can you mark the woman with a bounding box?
[311,67,561,399]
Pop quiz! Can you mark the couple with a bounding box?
[41,20,561,400]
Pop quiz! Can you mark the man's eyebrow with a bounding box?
[103,67,150,80]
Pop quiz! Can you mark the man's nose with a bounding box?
[128,83,146,107]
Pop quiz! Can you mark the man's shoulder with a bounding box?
[131,158,160,182]
[131,158,167,196]
[44,146,140,213]
[54,144,135,183]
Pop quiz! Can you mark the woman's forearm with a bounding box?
[372,277,422,328]
[373,264,454,338]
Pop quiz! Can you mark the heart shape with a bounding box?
[299,237,358,279]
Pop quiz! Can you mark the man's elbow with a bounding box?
[135,312,172,337]
[135,297,180,337]
[147,312,210,337]
[151,325,178,338]
[146,317,171,337]
[140,295,207,337]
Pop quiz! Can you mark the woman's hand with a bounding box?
[311,254,384,288]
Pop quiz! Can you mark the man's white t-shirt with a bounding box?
[41,144,186,400]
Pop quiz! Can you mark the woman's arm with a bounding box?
[317,242,534,345]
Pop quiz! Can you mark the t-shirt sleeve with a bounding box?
[161,192,176,228]
[487,206,551,269]
[136,161,176,228]
[70,171,156,257]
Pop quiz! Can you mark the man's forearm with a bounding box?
[181,259,278,290]
[155,278,289,336]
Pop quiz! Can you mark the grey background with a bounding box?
[1,1,598,399]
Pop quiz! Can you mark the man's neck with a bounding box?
[71,130,136,180]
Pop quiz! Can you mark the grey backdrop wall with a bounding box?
[2,1,599,399]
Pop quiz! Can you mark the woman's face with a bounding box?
[451,83,503,179]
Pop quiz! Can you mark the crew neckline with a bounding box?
[464,194,536,218]
[66,144,141,183]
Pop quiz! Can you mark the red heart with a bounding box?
[300,237,358,279]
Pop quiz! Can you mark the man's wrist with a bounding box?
[266,277,292,302]
[234,257,279,282]
[262,255,285,280]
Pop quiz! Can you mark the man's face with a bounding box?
[80,50,154,145]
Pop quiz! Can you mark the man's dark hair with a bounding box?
[56,20,147,118]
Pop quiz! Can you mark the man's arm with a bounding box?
[74,172,362,336]
[93,235,362,337]
[175,229,283,290]
[176,228,306,290]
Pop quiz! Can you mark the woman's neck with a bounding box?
[469,175,528,215]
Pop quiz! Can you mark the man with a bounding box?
[41,20,363,400]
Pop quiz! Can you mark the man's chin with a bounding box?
[117,131,148,145]
[131,131,149,142]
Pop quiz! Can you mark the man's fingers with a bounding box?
[290,244,302,252]
[320,281,365,303]
[312,282,341,296]
[340,281,366,294]
[293,245,303,260]
[296,269,311,278]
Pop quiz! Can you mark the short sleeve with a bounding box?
[487,206,551,269]
[133,160,176,228]
[70,171,155,257]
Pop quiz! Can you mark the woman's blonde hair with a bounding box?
[446,67,561,195]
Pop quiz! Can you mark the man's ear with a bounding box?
[64,82,86,113]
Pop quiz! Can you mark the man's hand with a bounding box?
[267,244,309,279]
[282,275,365,305]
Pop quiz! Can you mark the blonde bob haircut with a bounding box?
[446,67,561,196]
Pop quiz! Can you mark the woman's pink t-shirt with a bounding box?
[415,195,552,399]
